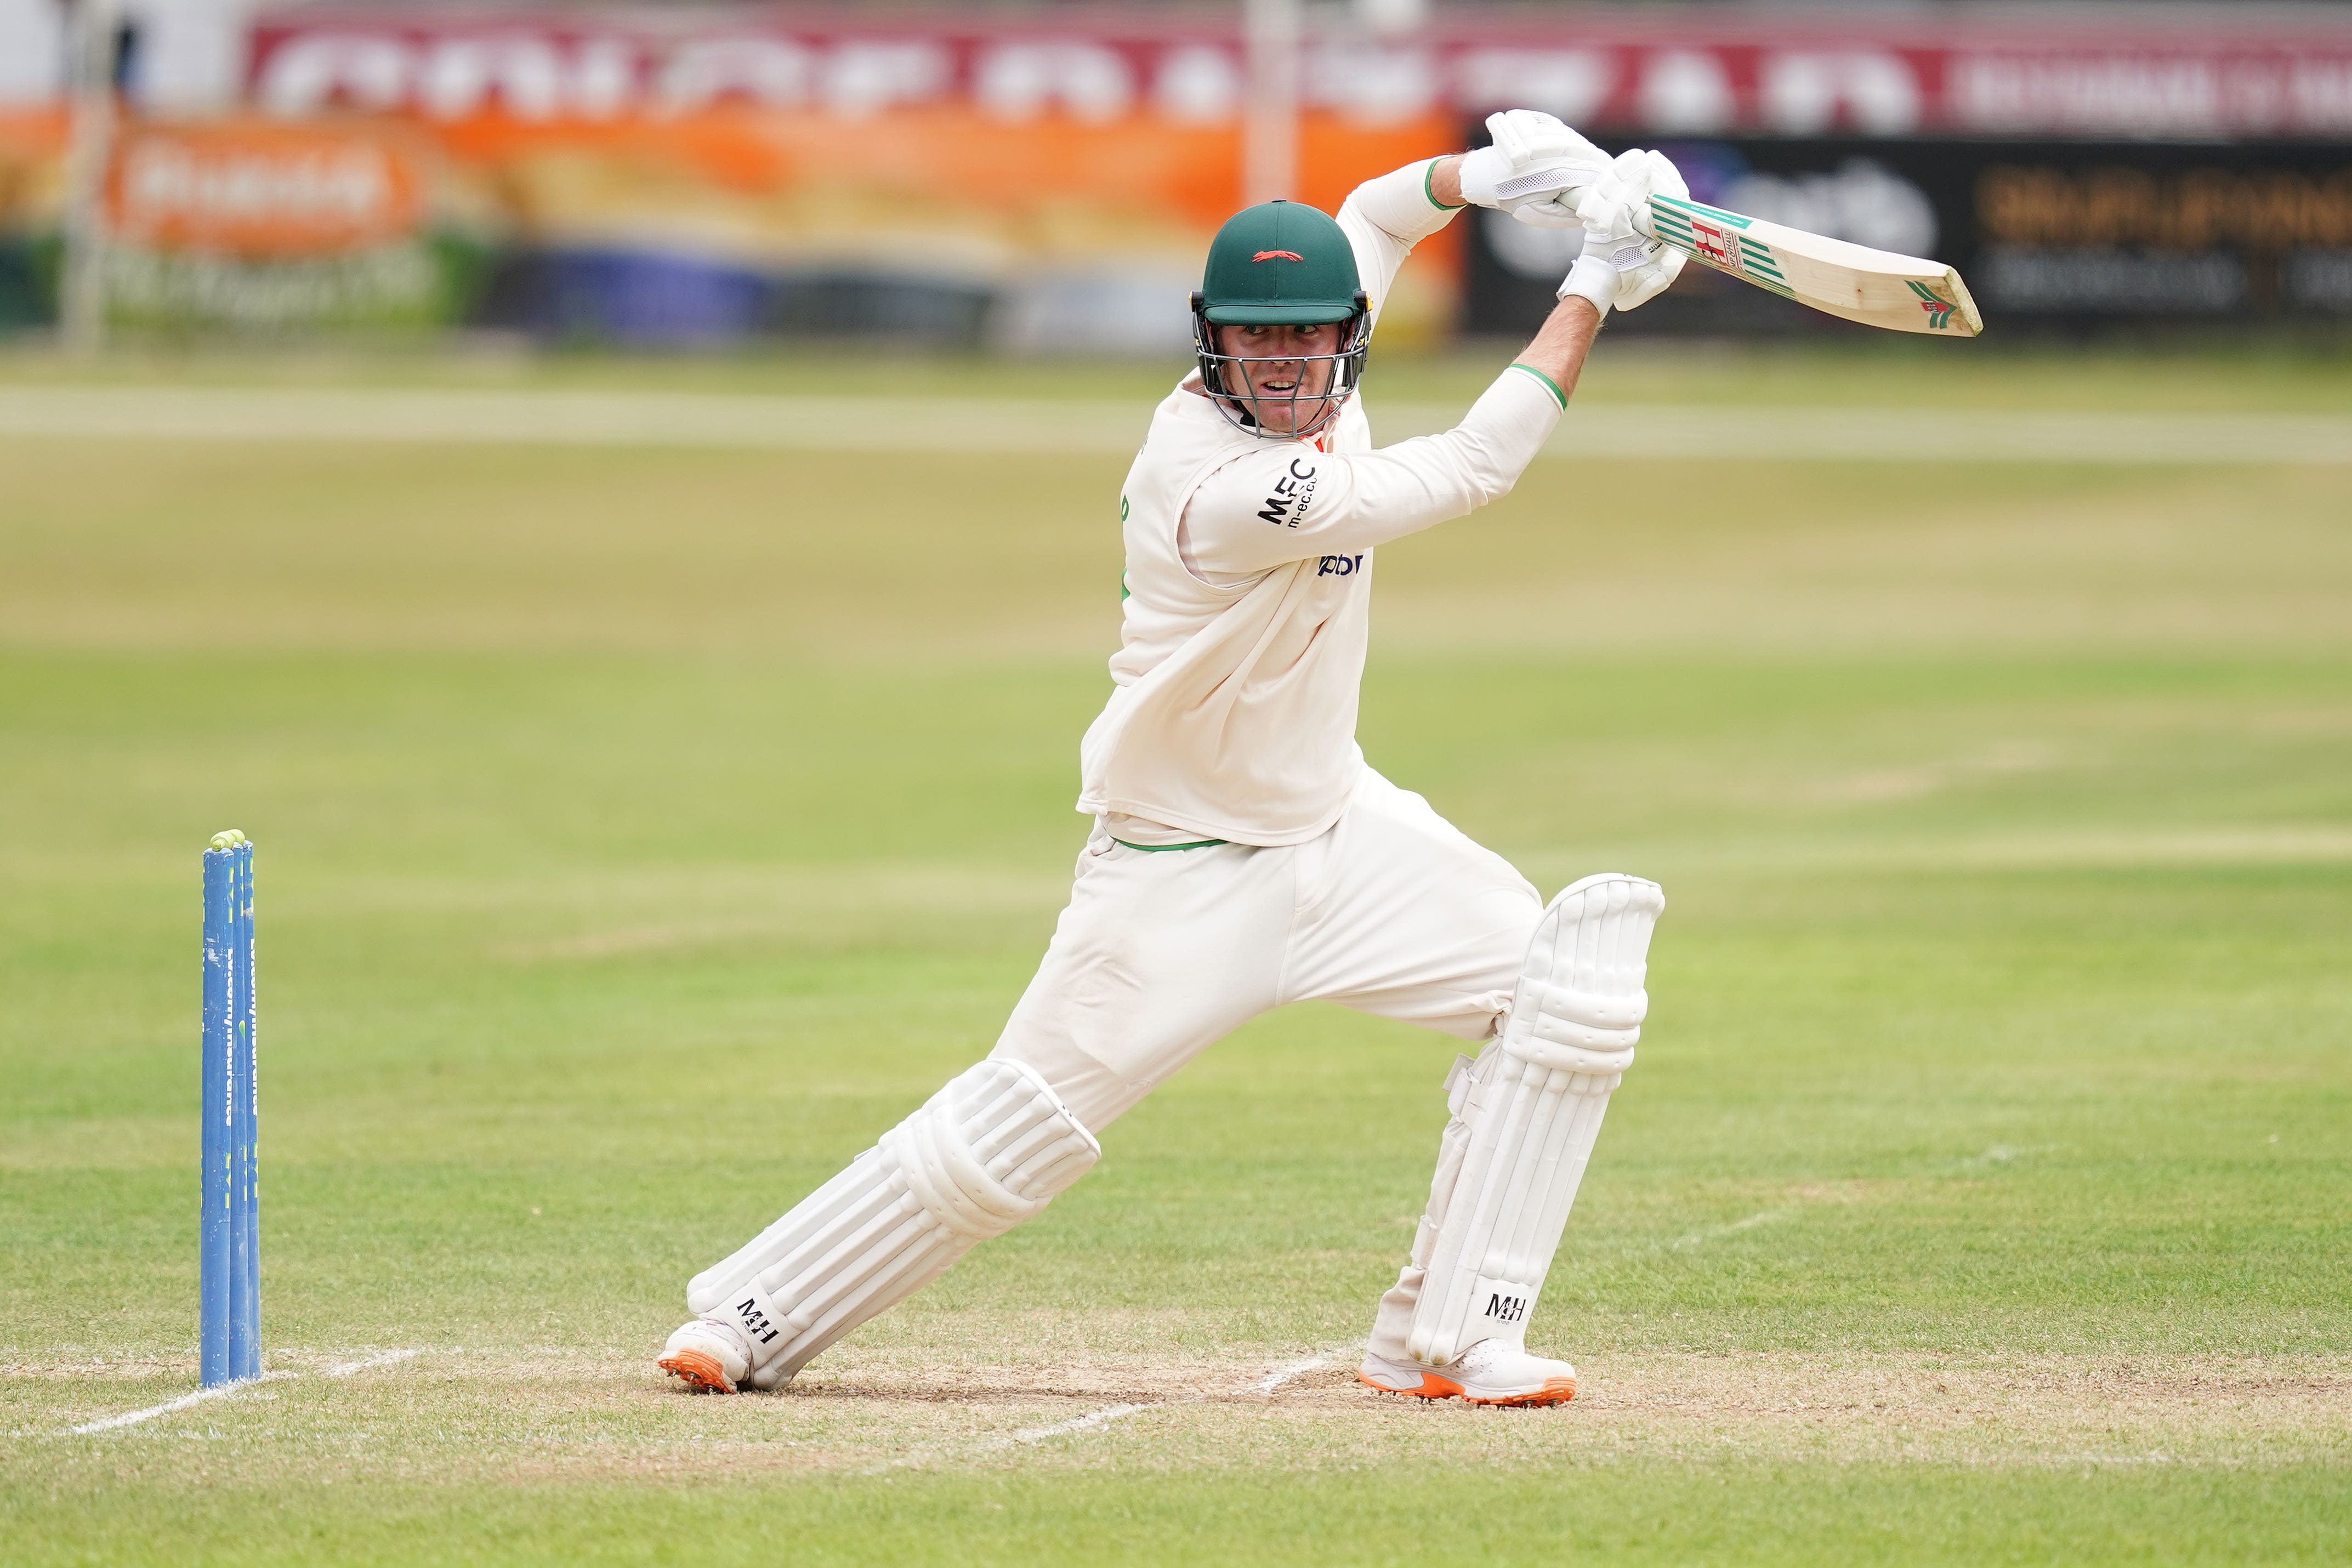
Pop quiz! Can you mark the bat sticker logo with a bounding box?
[1690,219,1741,274]
[1907,280,1958,329]
[1252,249,1305,262]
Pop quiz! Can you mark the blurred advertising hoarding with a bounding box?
[0,109,62,331]
[408,107,1452,349]
[0,109,487,331]
[238,7,1475,347]
[1467,137,2352,336]
[243,6,2352,139]
[101,118,492,329]
[4,5,1467,344]
[4,4,2352,342]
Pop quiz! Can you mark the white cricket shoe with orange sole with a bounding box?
[1357,1338,1578,1406]
[659,1317,753,1394]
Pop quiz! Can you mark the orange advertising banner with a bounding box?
[431,104,1452,235]
[3,98,1459,341]
[105,119,428,259]
[421,104,1461,343]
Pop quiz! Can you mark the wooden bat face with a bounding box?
[1647,194,1984,337]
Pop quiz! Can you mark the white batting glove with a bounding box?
[1557,149,1690,314]
[1457,109,1612,229]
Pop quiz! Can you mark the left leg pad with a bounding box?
[685,1058,1099,1387]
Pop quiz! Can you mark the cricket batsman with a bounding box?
[662,114,1685,1406]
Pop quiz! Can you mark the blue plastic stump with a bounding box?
[201,832,259,1387]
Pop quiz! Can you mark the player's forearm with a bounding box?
[1337,156,1470,332]
[1345,157,1469,248]
[1427,154,1466,210]
[1509,296,1604,410]
[1306,361,1574,557]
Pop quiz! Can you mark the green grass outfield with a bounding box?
[2,344,2348,1564]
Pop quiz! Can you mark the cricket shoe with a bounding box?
[1357,1339,1577,1406]
[659,1316,753,1394]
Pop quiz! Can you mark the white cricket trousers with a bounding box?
[990,768,1543,1132]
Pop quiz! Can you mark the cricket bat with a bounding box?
[1644,193,1984,337]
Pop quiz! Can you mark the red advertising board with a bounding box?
[247,5,2352,140]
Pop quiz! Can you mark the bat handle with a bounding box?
[1637,195,1666,245]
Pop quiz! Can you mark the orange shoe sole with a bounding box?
[1358,1370,1576,1407]
[659,1349,738,1394]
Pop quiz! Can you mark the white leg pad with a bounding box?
[1401,872,1663,1366]
[686,1058,1100,1387]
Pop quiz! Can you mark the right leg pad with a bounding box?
[1401,872,1664,1366]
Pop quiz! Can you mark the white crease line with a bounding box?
[1007,1400,1163,1444]
[1668,1207,1797,1251]
[66,1371,299,1434]
[1659,1148,2065,1256]
[61,1349,424,1433]
[947,1397,1186,1462]
[1951,1143,2066,1171]
[322,1349,420,1378]
[962,1352,1351,1461]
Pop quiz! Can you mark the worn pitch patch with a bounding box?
[14,1349,2345,1480]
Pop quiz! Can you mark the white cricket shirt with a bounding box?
[1077,161,1570,847]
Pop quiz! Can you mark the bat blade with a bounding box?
[1646,194,1984,337]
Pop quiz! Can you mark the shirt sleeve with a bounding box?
[1179,365,1567,577]
[1337,158,1463,332]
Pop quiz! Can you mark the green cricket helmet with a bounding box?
[1191,199,1370,440]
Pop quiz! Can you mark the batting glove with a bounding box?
[1558,149,1690,314]
[1457,109,1613,229]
